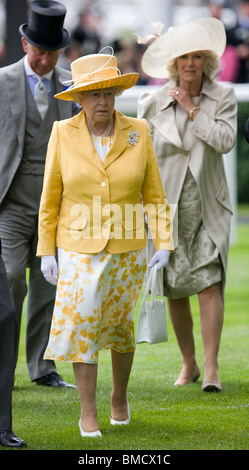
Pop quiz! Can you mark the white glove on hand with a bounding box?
[148,250,171,270]
[41,255,58,286]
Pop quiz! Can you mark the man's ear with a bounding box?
[21,37,28,54]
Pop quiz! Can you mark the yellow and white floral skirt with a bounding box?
[44,248,147,364]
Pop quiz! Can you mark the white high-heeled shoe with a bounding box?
[79,419,102,437]
[202,381,222,392]
[110,401,130,426]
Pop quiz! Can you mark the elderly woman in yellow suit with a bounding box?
[37,50,173,437]
[137,18,237,393]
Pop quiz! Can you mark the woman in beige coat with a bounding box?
[37,50,173,437]
[138,18,237,392]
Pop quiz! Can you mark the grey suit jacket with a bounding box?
[0,57,73,205]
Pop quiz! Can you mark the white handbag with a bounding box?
[136,264,168,344]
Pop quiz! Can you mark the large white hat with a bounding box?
[140,17,226,79]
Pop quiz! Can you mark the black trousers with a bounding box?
[0,243,16,430]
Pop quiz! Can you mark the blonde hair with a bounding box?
[72,87,123,104]
[166,50,219,81]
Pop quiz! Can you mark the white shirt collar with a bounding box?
[24,54,53,80]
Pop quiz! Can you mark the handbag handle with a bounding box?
[142,264,164,306]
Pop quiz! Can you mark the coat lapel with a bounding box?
[66,109,132,174]
[5,58,27,150]
[66,110,107,175]
[151,77,218,150]
[151,85,185,150]
[5,61,73,149]
[103,110,131,170]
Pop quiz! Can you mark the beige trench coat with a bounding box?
[137,76,237,298]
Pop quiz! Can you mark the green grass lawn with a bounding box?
[10,222,249,451]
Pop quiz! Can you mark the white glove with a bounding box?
[41,255,58,285]
[148,250,171,270]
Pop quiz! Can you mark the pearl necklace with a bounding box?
[88,115,114,137]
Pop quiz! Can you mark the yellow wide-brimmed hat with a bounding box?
[140,17,226,79]
[56,50,139,101]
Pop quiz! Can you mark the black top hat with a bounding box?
[19,1,71,50]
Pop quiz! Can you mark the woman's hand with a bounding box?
[41,255,58,285]
[148,250,171,270]
[168,87,199,118]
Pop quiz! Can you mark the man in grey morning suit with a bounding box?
[0,1,77,388]
[0,240,27,448]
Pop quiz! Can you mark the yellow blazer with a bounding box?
[37,109,174,256]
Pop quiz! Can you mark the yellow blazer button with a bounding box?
[101,181,107,188]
